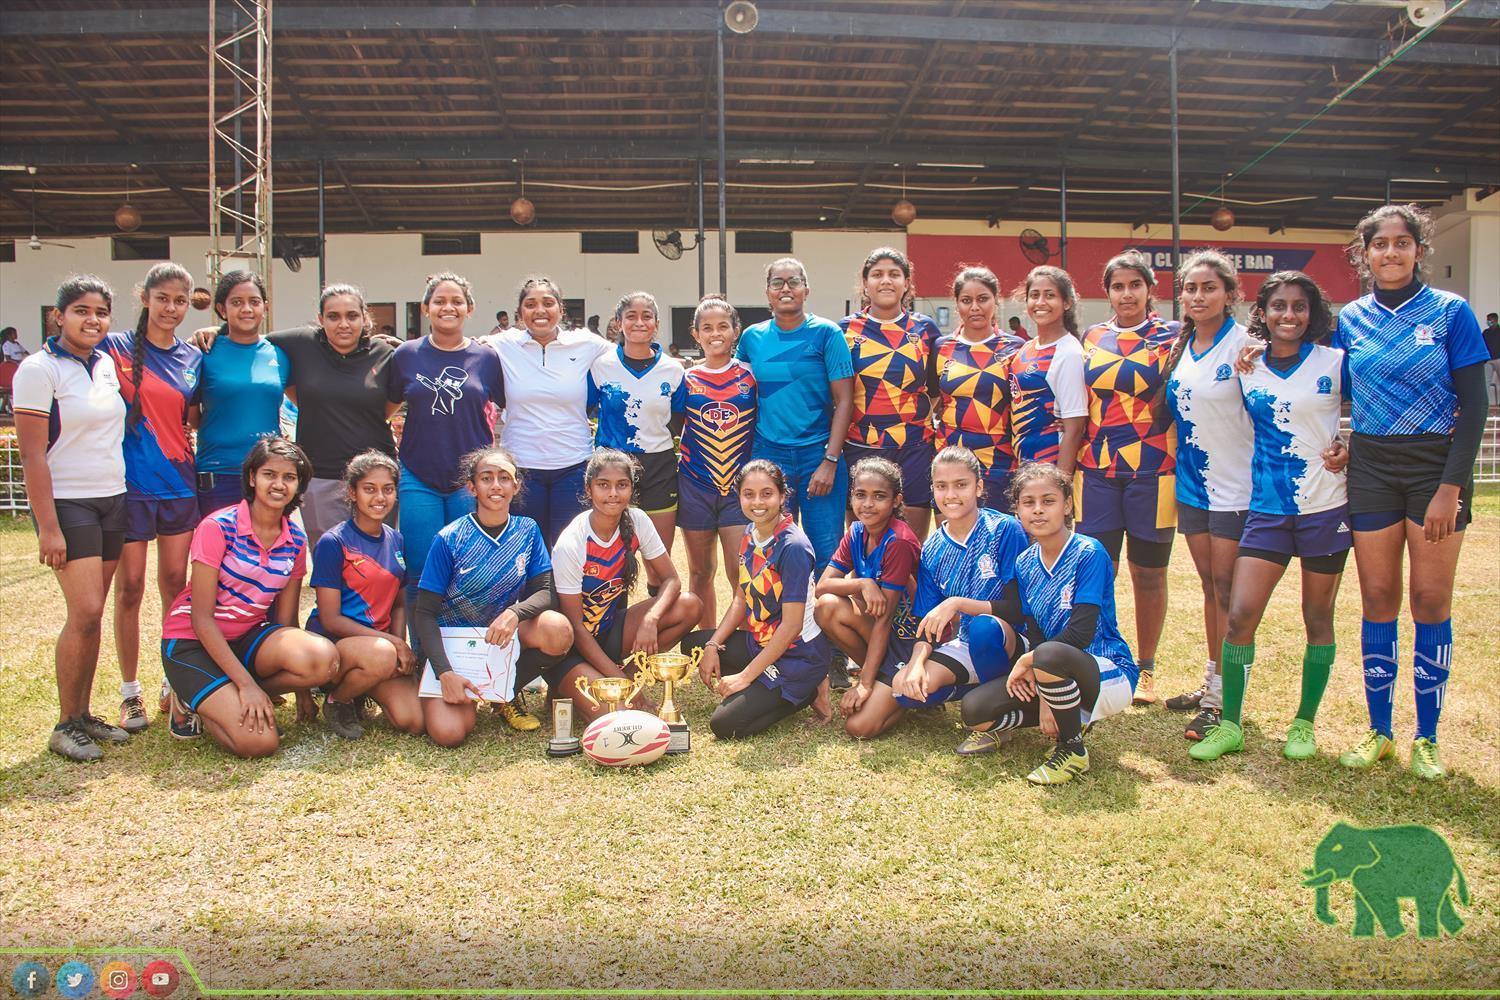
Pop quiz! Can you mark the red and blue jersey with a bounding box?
[841,311,940,449]
[1079,318,1178,478]
[679,360,757,494]
[1008,334,1089,465]
[829,518,921,638]
[103,331,202,500]
[553,508,667,638]
[933,331,1026,474]
[306,519,407,636]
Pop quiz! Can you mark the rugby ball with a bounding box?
[580,709,670,767]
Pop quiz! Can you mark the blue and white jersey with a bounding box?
[588,344,687,454]
[1332,286,1488,437]
[417,513,551,629]
[1016,532,1135,681]
[1166,318,1254,511]
[913,507,1029,644]
[1240,343,1347,516]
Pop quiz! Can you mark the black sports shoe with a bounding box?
[1184,705,1221,742]
[828,650,851,690]
[324,697,365,740]
[77,712,130,744]
[49,721,103,762]
[1165,684,1207,712]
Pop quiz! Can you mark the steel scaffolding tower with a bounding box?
[207,0,273,318]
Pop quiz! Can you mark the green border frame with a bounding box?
[3,948,1493,998]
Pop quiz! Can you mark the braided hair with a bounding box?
[584,448,645,597]
[1160,249,1241,384]
[128,262,192,428]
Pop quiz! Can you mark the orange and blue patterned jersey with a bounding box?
[306,519,407,636]
[739,515,820,649]
[841,311,940,449]
[103,331,201,500]
[933,330,1026,473]
[679,360,757,495]
[1008,334,1089,465]
[1079,318,1179,478]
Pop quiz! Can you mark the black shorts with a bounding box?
[635,449,680,515]
[34,494,127,562]
[161,621,284,712]
[1347,432,1473,532]
[546,607,629,688]
[1177,502,1247,542]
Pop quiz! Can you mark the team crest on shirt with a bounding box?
[737,382,752,396]
[701,402,741,431]
[395,553,406,570]
[1317,375,1333,395]
[183,370,198,390]
[514,553,528,577]
[905,332,923,346]
[1413,324,1436,346]
[659,381,672,397]
[584,563,601,577]
[1214,364,1233,381]
[1060,583,1073,611]
[977,553,997,579]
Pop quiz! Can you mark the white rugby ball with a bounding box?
[580,709,670,767]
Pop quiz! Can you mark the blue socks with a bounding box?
[1413,619,1452,743]
[1361,619,1399,739]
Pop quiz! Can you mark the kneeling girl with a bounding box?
[960,462,1138,785]
[552,449,703,725]
[160,437,339,758]
[685,460,831,738]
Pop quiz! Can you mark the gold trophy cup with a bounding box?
[574,673,648,715]
[626,647,702,754]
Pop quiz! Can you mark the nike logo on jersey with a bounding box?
[458,566,475,575]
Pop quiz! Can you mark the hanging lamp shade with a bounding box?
[891,199,917,226]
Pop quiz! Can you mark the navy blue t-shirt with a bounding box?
[387,337,505,491]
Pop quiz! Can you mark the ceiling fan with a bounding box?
[27,179,74,250]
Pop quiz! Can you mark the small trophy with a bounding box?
[574,674,648,715]
[547,697,581,758]
[626,648,702,754]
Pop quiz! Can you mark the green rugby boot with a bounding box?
[1188,719,1243,761]
[1025,743,1089,785]
[954,728,1010,756]
[1339,729,1394,769]
[1283,718,1317,760]
[1409,737,1447,781]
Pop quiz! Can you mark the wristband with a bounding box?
[822,453,839,464]
[704,640,726,652]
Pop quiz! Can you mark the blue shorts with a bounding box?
[845,437,934,507]
[125,495,200,542]
[677,474,749,532]
[1077,469,1176,543]
[162,621,284,711]
[982,466,1015,514]
[893,615,1017,709]
[1239,506,1353,559]
[196,471,244,520]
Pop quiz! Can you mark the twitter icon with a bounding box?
[57,960,95,998]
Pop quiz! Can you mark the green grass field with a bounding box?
[1,495,1496,997]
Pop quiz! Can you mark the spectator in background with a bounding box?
[1008,315,1028,339]
[605,317,623,343]
[587,314,601,336]
[1,326,25,362]
[1,326,25,416]
[1484,311,1500,406]
[489,310,510,336]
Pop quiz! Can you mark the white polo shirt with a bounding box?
[13,338,127,499]
[485,327,610,470]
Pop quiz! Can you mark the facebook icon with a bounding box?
[11,961,49,998]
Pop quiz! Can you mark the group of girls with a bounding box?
[15,202,1484,782]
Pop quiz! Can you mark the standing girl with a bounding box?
[1007,266,1088,476]
[840,248,942,536]
[891,448,1029,735]
[160,437,339,758]
[1332,205,1489,779]
[1162,250,1254,740]
[1076,251,1179,707]
[551,450,703,725]
[684,461,833,738]
[587,292,687,579]
[933,265,1027,511]
[1191,272,1349,761]
[103,262,202,734]
[487,276,610,547]
[678,296,756,627]
[196,271,287,515]
[15,276,132,761]
[814,457,923,739]
[305,451,424,740]
[410,447,574,748]
[962,463,1138,785]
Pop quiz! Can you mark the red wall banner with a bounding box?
[908,234,1363,303]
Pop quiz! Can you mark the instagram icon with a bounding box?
[100,960,137,999]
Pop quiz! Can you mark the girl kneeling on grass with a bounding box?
[552,449,702,726]
[685,460,833,738]
[305,451,425,740]
[890,447,1029,750]
[160,437,339,758]
[814,457,922,739]
[961,463,1138,785]
[410,447,573,748]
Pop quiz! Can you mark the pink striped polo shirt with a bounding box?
[163,501,308,641]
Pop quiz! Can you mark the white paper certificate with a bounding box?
[417,626,519,702]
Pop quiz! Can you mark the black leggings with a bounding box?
[682,628,817,739]
[1089,527,1174,569]
[961,641,1102,743]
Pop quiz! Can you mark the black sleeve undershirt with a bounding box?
[986,579,1023,629]
[1443,362,1488,487]
[413,571,556,677]
[1026,603,1100,651]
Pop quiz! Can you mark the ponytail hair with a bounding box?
[584,448,644,596]
[1015,266,1080,338]
[129,262,193,428]
[692,293,740,333]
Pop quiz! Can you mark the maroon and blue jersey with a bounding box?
[306,519,407,636]
[104,331,202,500]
